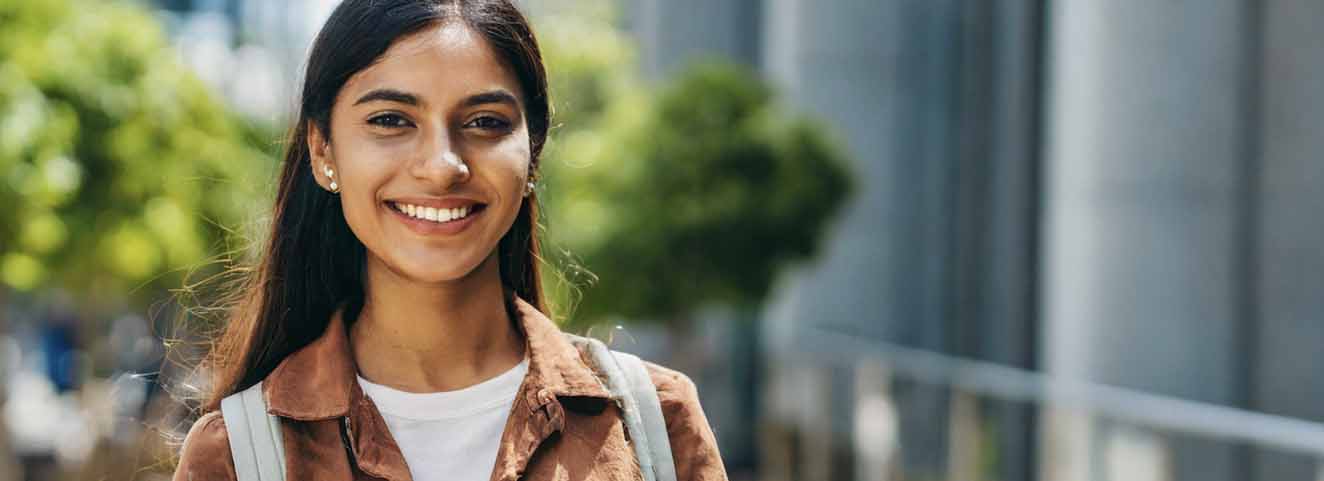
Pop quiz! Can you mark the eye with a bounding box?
[464,115,512,131]
[367,113,414,129]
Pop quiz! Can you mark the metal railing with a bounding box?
[797,327,1324,457]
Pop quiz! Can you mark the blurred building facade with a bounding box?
[623,1,1324,481]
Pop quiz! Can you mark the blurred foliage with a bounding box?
[0,0,272,305]
[536,9,854,326]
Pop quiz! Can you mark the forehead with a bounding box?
[340,21,523,106]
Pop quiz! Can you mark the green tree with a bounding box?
[537,15,853,326]
[0,0,272,306]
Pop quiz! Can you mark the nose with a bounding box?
[410,135,471,188]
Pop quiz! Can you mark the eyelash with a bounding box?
[367,113,413,129]
[364,113,512,132]
[466,116,511,131]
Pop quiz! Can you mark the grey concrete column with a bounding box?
[1251,1,1324,480]
[761,0,955,478]
[760,0,955,363]
[1039,1,1255,481]
[625,0,761,80]
[954,3,1044,480]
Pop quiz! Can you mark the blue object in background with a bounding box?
[39,322,77,393]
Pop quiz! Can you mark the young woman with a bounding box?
[171,1,726,480]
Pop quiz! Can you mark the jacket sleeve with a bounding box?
[173,411,238,481]
[645,362,729,481]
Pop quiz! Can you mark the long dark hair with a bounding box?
[200,0,550,411]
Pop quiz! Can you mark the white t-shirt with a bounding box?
[356,357,530,481]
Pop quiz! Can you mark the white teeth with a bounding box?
[394,202,476,224]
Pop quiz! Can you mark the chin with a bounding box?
[398,261,478,284]
[381,249,496,286]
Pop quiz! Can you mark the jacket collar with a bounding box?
[262,293,612,421]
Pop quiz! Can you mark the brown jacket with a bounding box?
[173,296,727,481]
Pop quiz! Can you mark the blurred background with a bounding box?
[0,0,1322,480]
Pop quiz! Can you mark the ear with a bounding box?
[307,120,335,190]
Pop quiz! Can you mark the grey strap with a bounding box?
[577,336,677,481]
[611,350,678,481]
[219,382,287,481]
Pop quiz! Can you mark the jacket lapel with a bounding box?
[262,294,613,481]
[490,296,613,480]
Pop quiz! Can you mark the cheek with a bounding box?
[341,126,418,183]
[499,134,533,184]
[332,141,398,232]
[474,139,532,234]
[469,135,531,193]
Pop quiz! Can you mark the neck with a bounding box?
[350,252,526,393]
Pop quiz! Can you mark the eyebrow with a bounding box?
[351,88,520,110]
[461,89,520,109]
[353,88,420,107]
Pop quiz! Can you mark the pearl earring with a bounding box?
[324,165,338,193]
[523,181,535,197]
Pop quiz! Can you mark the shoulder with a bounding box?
[173,411,237,481]
[642,361,702,416]
[641,360,729,481]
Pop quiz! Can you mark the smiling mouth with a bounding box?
[389,201,487,224]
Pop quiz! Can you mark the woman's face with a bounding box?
[309,21,532,285]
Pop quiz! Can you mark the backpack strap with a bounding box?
[610,349,679,481]
[572,335,678,481]
[219,382,287,481]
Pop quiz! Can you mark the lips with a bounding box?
[389,201,486,223]
[384,198,487,235]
